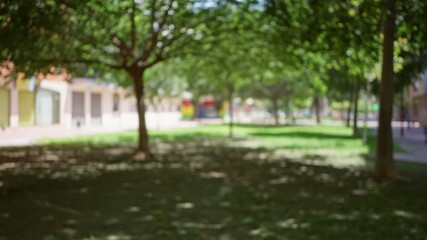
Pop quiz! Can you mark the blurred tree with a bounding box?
[245,55,310,126]
[267,0,427,179]
[183,1,264,137]
[374,0,427,179]
[0,0,82,74]
[173,57,216,120]
[145,61,187,129]
[1,0,227,158]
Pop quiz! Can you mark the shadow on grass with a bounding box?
[233,123,295,128]
[250,131,357,140]
[1,135,427,239]
[36,131,223,149]
[302,153,328,162]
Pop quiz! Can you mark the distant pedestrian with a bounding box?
[424,122,427,144]
[405,111,413,128]
[424,126,427,144]
[422,110,427,144]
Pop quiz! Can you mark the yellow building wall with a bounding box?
[19,91,35,126]
[17,79,29,90]
[0,88,9,127]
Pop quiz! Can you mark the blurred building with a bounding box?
[0,76,181,130]
[409,71,427,123]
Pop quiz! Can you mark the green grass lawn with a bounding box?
[1,124,427,239]
[40,124,393,168]
[42,124,371,153]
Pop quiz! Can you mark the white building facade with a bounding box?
[0,77,182,131]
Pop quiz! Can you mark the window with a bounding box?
[113,94,120,112]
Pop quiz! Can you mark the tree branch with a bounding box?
[111,33,132,67]
[143,52,165,69]
[139,0,174,62]
[130,0,136,50]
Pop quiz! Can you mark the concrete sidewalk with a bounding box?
[393,126,427,164]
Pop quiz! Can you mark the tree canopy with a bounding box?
[2,0,427,178]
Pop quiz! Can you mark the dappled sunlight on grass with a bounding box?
[36,124,376,170]
[1,125,426,239]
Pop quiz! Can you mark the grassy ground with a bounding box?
[1,124,426,239]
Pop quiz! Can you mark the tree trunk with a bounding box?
[272,97,280,126]
[374,0,398,179]
[215,97,223,115]
[193,97,199,120]
[313,96,321,124]
[363,86,370,145]
[352,79,360,136]
[400,87,405,137]
[132,69,150,157]
[290,108,296,125]
[285,98,292,125]
[346,89,354,127]
[155,104,161,130]
[228,87,234,138]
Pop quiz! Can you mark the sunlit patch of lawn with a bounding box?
[38,124,404,169]
[35,124,410,175]
[41,124,367,151]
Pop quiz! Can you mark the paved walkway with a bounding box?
[393,126,427,164]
